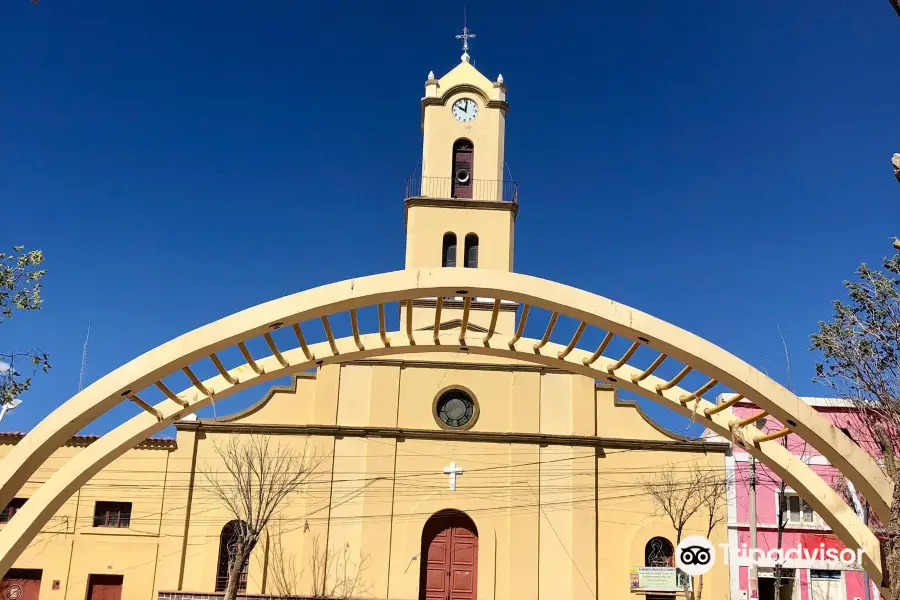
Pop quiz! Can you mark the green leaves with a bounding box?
[1,246,46,322]
[1,246,50,406]
[810,251,900,480]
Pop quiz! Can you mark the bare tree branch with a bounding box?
[200,435,320,600]
[643,462,729,600]
[307,533,370,599]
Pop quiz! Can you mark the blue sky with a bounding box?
[1,1,898,436]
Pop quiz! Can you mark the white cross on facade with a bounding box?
[443,461,464,491]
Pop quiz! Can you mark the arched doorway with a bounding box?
[419,510,478,600]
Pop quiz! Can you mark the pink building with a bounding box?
[714,395,883,600]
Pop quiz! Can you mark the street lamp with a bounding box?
[0,398,23,424]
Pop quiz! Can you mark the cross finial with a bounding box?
[455,6,476,63]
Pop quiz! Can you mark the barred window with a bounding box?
[93,501,131,528]
[216,520,249,593]
[0,498,26,523]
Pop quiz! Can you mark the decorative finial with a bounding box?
[428,70,435,80]
[455,6,476,63]
[497,74,504,83]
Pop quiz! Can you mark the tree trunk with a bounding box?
[223,544,253,600]
[887,480,900,600]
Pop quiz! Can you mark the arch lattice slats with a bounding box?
[0,268,891,594]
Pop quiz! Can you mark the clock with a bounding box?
[451,98,478,123]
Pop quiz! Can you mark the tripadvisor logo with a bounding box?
[676,536,715,576]
[675,536,863,575]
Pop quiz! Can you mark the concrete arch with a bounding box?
[0,268,891,591]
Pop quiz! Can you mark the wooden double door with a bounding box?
[1,569,42,600]
[86,575,123,600]
[420,511,478,600]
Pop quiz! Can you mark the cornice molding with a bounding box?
[421,83,500,108]
[175,422,728,454]
[404,197,519,223]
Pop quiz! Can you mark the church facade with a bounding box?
[0,54,731,600]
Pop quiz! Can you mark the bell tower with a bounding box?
[403,26,518,334]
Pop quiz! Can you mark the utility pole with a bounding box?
[749,456,759,600]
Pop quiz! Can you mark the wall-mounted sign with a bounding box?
[630,567,692,593]
[5,584,22,600]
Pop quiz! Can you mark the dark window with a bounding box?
[644,537,677,600]
[464,234,479,268]
[442,233,457,268]
[435,389,477,429]
[810,570,842,580]
[216,520,249,593]
[92,501,131,528]
[0,498,27,523]
[644,536,674,567]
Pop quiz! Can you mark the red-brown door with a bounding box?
[1,569,42,600]
[86,575,123,600]
[420,512,478,600]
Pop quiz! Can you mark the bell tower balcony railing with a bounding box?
[405,176,519,203]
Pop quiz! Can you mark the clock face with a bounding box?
[452,98,479,123]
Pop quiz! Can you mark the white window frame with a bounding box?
[778,490,822,528]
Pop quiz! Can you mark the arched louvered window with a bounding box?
[442,233,457,268]
[451,139,474,199]
[464,234,479,268]
[215,520,249,593]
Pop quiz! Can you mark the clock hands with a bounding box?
[452,99,477,121]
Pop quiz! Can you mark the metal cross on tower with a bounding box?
[455,7,476,63]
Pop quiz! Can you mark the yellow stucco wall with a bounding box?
[2,361,729,600]
[0,439,175,600]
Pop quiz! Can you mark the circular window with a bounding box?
[433,388,479,430]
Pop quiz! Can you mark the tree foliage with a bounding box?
[1,246,50,405]
[811,251,900,596]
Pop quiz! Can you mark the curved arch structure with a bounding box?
[0,268,893,592]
